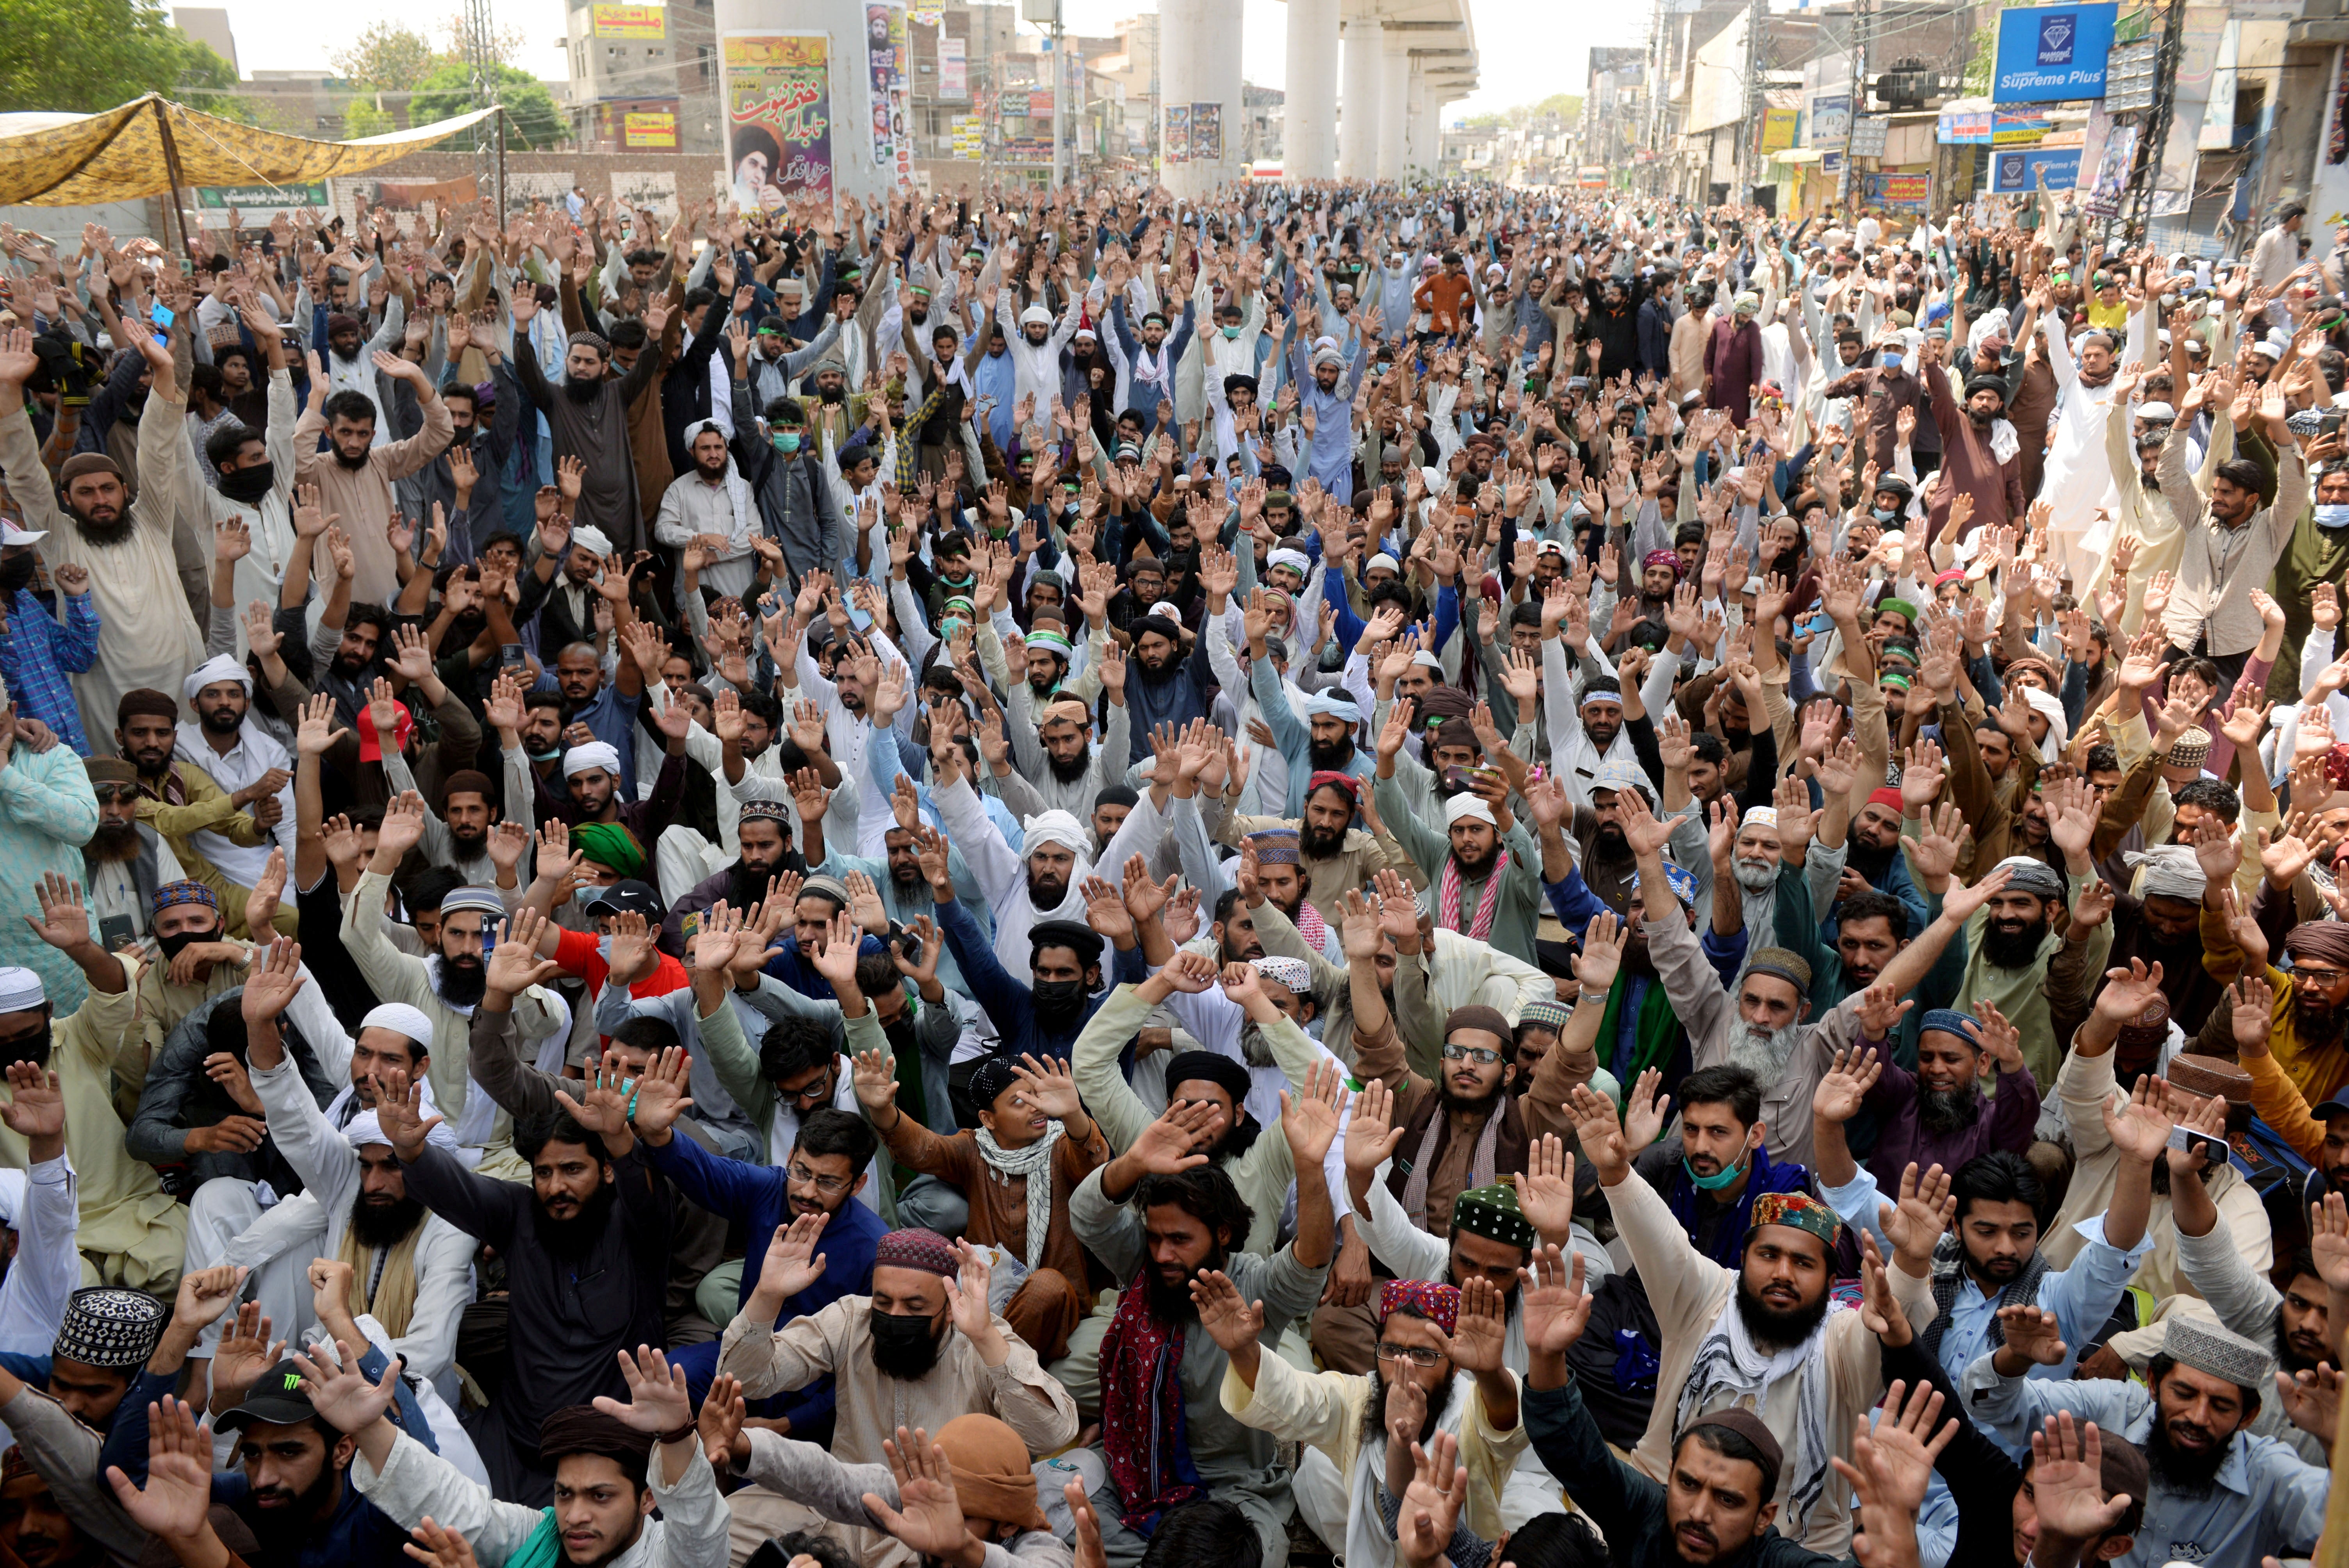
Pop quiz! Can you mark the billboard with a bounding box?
[1760,107,1798,151]
[593,99,680,148]
[196,182,327,210]
[1993,2,2118,102]
[1991,144,2082,191]
[722,33,834,208]
[592,4,665,39]
[939,34,966,98]
[1165,103,1190,161]
[1806,93,1848,146]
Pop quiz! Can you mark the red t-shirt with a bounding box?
[555,926,690,1003]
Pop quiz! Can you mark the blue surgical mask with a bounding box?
[1882,353,1904,373]
[772,431,802,454]
[2318,503,2349,529]
[1872,506,1898,523]
[1684,1157,1745,1191]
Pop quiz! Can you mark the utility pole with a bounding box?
[2124,0,2189,244]
[1051,0,1066,186]
[1739,0,1764,198]
[1839,0,1866,215]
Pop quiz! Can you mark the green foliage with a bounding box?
[0,0,244,114]
[333,22,446,91]
[1960,25,1997,94]
[343,95,395,138]
[1462,93,1584,131]
[408,59,564,149]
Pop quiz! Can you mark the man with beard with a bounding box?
[293,353,452,609]
[1613,785,1990,1175]
[79,758,180,954]
[508,293,672,558]
[1209,1273,1523,1568]
[176,655,295,925]
[662,801,807,954]
[1918,333,2025,537]
[1953,837,2108,1092]
[1119,610,1212,764]
[343,798,565,1180]
[1374,706,1541,963]
[655,420,763,602]
[115,690,275,934]
[1963,1313,2327,1568]
[1251,618,1373,818]
[1066,1059,1338,1568]
[1008,675,1132,820]
[1566,1084,1939,1554]
[714,1224,1076,1568]
[0,324,203,754]
[0,1452,110,1568]
[208,939,472,1384]
[1541,627,1646,814]
[926,735,1163,976]
[2201,902,2349,1105]
[2058,848,2220,1056]
[298,1342,730,1568]
[1825,1007,2042,1183]
[1217,773,1418,940]
[377,1042,671,1506]
[919,820,1131,1059]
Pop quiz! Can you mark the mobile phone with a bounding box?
[2323,408,2345,438]
[500,643,527,672]
[98,914,136,952]
[2167,1125,2228,1164]
[150,303,175,330]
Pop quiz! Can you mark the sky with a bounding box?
[192,0,1634,123]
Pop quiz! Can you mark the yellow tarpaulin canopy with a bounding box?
[0,93,498,207]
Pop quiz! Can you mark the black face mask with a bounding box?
[868,1306,946,1379]
[218,462,275,504]
[0,554,34,594]
[156,927,214,962]
[0,1020,51,1070]
[1032,977,1087,1025]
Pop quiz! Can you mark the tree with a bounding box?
[343,95,394,138]
[332,23,445,91]
[408,60,563,149]
[444,9,529,68]
[0,0,245,114]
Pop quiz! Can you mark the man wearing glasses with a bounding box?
[80,757,182,956]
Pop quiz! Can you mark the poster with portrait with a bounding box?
[865,0,915,191]
[1165,104,1190,162]
[723,33,833,209]
[1191,102,1221,162]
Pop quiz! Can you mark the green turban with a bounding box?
[570,822,647,881]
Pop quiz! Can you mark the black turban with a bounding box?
[538,1405,654,1477]
[1164,1050,1253,1107]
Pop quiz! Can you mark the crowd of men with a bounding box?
[0,170,2346,1568]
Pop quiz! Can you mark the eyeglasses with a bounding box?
[787,1159,852,1194]
[1442,1042,1505,1065]
[1376,1343,1446,1368]
[781,1071,834,1107]
[92,783,138,802]
[2297,967,2349,987]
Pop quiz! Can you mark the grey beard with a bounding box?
[1239,1023,1277,1067]
[1726,1019,1805,1078]
[1732,857,1778,893]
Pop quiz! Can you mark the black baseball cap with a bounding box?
[581,880,666,921]
[215,1359,317,1431]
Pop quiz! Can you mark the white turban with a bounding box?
[182,654,251,703]
[569,525,613,558]
[1444,795,1497,827]
[2128,844,2208,904]
[1021,810,1090,857]
[346,1105,458,1153]
[1267,549,1312,578]
[0,968,44,1014]
[1021,305,1053,328]
[0,1170,25,1229]
[360,1003,436,1051]
[563,741,624,778]
[2021,686,2068,752]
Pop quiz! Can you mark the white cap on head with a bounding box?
[182,653,251,703]
[563,740,624,778]
[569,525,613,558]
[360,1002,435,1050]
[0,521,46,547]
[1444,794,1497,827]
[0,968,45,1014]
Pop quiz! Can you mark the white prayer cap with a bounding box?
[569,525,613,558]
[0,968,45,1014]
[344,1110,391,1149]
[1444,794,1497,827]
[1021,810,1090,857]
[1412,650,1445,671]
[182,653,251,702]
[563,741,624,778]
[1,521,45,547]
[1365,552,1401,575]
[1741,805,1780,830]
[360,1003,435,1051]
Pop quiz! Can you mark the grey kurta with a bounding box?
[509,327,665,551]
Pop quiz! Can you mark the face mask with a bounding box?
[869,1308,939,1350]
[1872,507,1898,523]
[2317,504,2349,529]
[1222,326,1241,340]
[0,554,33,594]
[772,432,802,454]
[529,745,562,763]
[0,1020,50,1070]
[219,462,276,504]
[1684,1156,1745,1191]
[1032,977,1087,1019]
[1881,353,1904,373]
[157,927,213,962]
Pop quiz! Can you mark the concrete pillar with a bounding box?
[1160,0,1244,194]
[1340,14,1383,180]
[1376,44,1408,180]
[1283,0,1341,180]
[714,0,900,204]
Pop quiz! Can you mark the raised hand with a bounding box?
[1189,1268,1266,1355]
[590,1345,694,1438]
[290,1335,403,1434]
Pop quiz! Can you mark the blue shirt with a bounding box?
[0,588,98,754]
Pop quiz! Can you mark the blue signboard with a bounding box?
[1993,3,2117,102]
[1991,145,2082,192]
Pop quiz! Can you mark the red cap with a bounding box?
[358,701,413,763]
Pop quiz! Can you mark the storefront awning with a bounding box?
[0,93,497,207]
